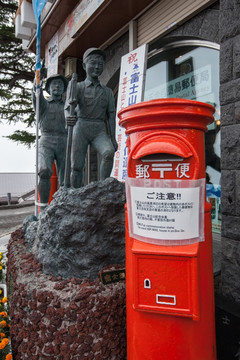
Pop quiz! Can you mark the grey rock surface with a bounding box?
[24,219,39,252]
[220,0,240,304]
[22,214,38,234]
[221,237,240,303]
[27,178,126,280]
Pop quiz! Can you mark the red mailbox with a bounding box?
[119,99,217,360]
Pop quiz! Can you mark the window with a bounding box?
[144,40,221,233]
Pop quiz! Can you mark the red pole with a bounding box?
[49,162,58,203]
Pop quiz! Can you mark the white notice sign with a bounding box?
[111,44,148,181]
[126,178,205,245]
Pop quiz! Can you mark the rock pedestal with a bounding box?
[26,178,126,280]
[7,178,127,359]
[7,229,126,359]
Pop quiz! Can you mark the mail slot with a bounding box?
[119,99,217,360]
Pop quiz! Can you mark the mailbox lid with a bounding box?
[132,134,193,160]
[132,241,200,320]
[118,98,215,135]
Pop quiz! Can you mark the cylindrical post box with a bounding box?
[119,99,217,360]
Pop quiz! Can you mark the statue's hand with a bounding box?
[66,116,77,127]
[112,138,118,152]
[40,59,47,80]
[40,67,47,80]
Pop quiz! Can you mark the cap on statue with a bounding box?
[83,48,106,63]
[45,74,68,94]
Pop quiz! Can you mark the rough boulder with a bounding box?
[25,178,126,280]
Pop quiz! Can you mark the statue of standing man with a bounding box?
[65,48,118,188]
[32,72,68,209]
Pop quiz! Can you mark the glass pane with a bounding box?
[144,43,221,233]
[144,45,220,123]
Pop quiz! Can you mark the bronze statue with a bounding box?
[65,47,118,188]
[32,73,68,209]
[64,72,78,187]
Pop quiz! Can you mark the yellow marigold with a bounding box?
[0,321,6,328]
[2,298,7,304]
[5,354,12,360]
[0,267,2,271]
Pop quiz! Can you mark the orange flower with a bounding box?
[0,332,5,338]
[2,338,9,345]
[0,312,7,317]
[5,354,13,360]
[0,338,8,349]
[0,321,6,328]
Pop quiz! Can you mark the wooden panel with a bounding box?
[137,0,216,46]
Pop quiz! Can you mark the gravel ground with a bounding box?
[0,204,35,236]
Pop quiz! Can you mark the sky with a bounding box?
[0,120,36,173]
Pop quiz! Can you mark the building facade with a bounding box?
[15,0,240,304]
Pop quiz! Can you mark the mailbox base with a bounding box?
[125,204,216,360]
